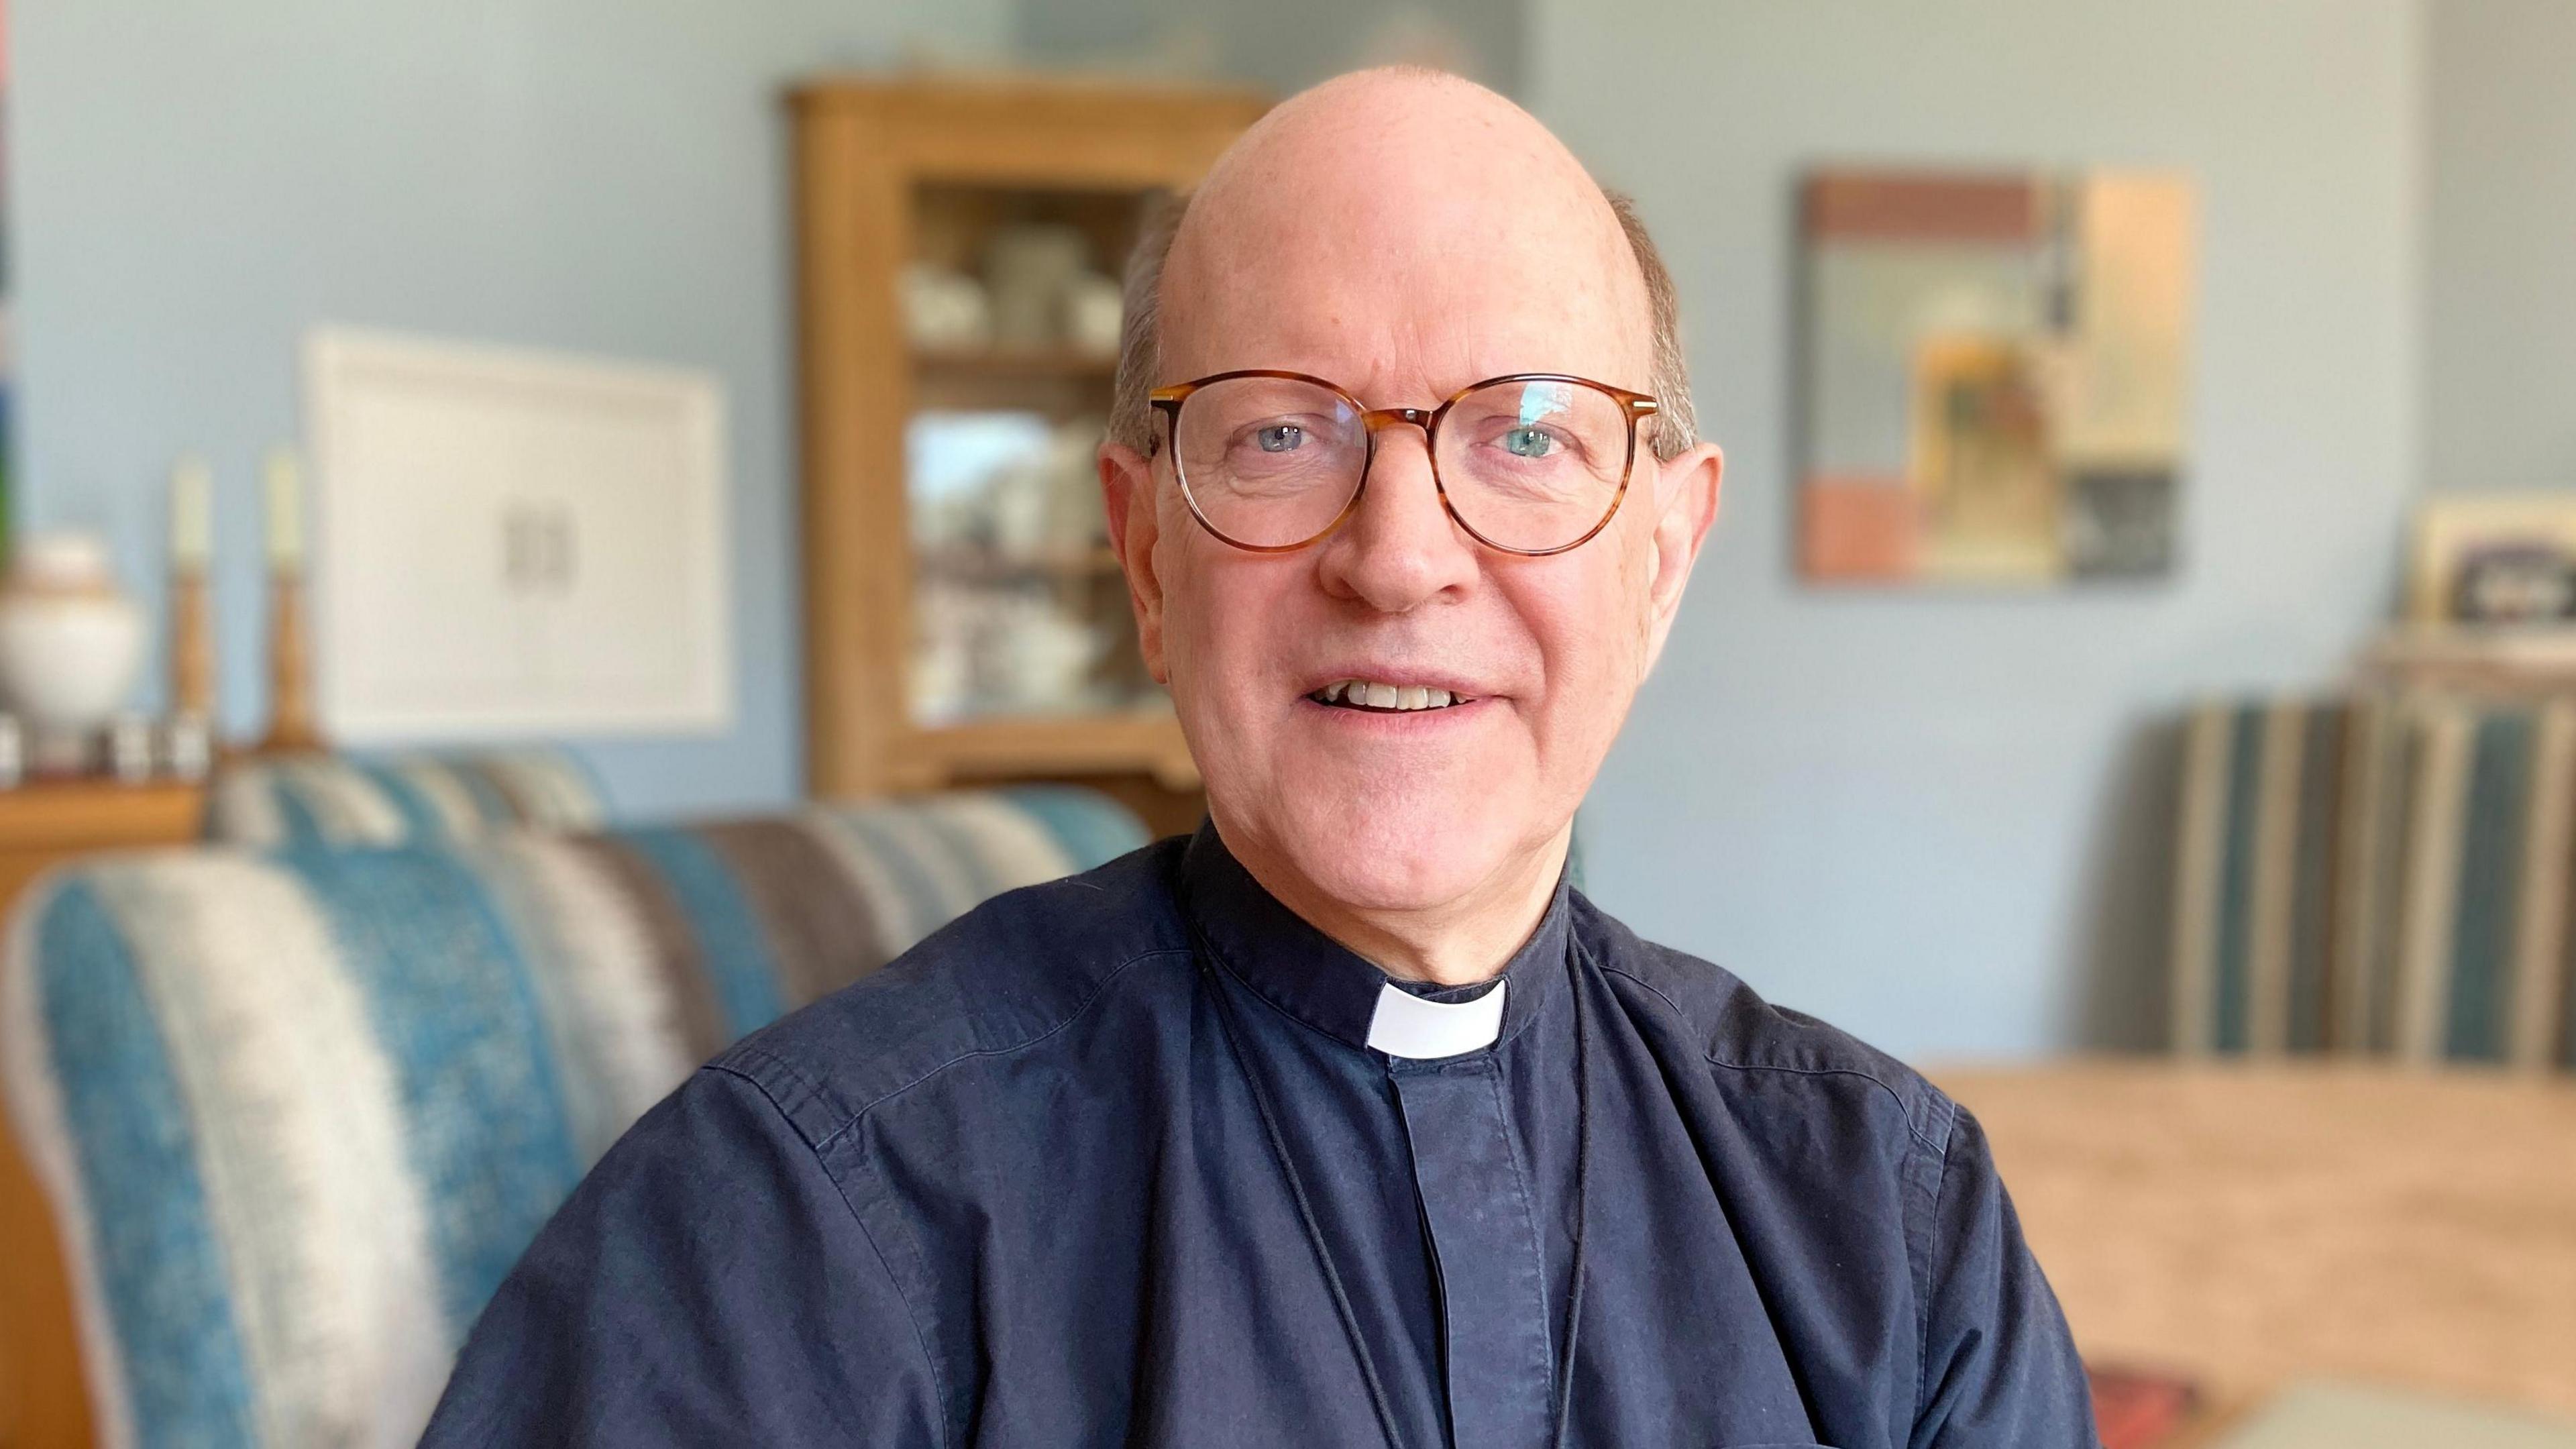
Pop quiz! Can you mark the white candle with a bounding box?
[170,455,214,572]
[264,447,305,570]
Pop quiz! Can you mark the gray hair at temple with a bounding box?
[1108,186,1700,464]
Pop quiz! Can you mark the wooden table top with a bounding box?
[1933,1059,2576,1425]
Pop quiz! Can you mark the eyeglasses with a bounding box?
[1148,370,1659,556]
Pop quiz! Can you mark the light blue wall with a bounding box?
[1536,0,2426,1057]
[1014,0,1523,95]
[2425,0,2576,491]
[9,0,1009,818]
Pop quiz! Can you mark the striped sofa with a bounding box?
[204,749,609,849]
[0,787,1148,1449]
[2169,692,2576,1068]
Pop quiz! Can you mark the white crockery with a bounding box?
[0,533,148,760]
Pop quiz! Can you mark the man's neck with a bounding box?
[1224,822,1572,986]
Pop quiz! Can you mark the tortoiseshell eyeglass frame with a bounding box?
[1146,370,1660,557]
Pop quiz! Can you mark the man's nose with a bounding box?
[1313,429,1480,612]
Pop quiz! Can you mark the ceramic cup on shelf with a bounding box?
[900,262,993,352]
[984,224,1091,350]
[991,599,1106,712]
[1043,417,1113,551]
[0,531,149,775]
[1062,271,1125,358]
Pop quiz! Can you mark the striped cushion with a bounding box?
[1,786,1148,1449]
[204,750,609,849]
[2170,694,2576,1069]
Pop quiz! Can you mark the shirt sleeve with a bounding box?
[1910,1104,2099,1449]
[417,1064,947,1448]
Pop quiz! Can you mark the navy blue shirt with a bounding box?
[422,824,2094,1447]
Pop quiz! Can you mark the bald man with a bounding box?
[423,70,2093,1448]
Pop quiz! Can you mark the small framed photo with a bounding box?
[2407,494,2576,625]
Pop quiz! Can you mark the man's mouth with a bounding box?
[1306,679,1477,713]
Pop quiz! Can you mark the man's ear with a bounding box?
[1640,439,1723,674]
[1099,441,1170,684]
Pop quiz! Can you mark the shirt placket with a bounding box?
[1390,1055,1554,1449]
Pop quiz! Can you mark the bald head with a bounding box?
[1177,68,1631,317]
[1110,68,1695,459]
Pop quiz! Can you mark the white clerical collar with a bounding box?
[1366,979,1507,1059]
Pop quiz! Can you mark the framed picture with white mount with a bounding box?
[307,327,733,744]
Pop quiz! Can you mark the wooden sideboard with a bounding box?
[0,780,205,920]
[0,779,206,1449]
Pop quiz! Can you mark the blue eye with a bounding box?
[1501,426,1557,458]
[1255,424,1305,453]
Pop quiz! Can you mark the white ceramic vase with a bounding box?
[0,533,148,773]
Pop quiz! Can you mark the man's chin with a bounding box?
[1266,804,1526,918]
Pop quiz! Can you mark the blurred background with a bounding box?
[0,2,2571,1446]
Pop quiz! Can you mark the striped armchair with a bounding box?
[0,787,1148,1449]
[2169,692,2576,1068]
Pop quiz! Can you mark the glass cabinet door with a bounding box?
[902,184,1162,727]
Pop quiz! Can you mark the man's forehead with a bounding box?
[1165,271,1638,403]
[1159,70,1650,390]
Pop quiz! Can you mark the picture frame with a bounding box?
[1796,167,2198,589]
[2405,494,2576,627]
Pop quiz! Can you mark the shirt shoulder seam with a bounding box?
[702,1059,957,1449]
[802,945,1197,1154]
[1597,960,1949,1156]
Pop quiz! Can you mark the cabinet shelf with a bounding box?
[904,708,1198,792]
[912,346,1120,380]
[916,543,1121,582]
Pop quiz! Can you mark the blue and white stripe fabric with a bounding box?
[203,750,610,851]
[1,786,1150,1449]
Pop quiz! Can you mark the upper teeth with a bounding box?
[1317,680,1458,710]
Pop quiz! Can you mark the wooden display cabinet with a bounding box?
[790,76,1265,832]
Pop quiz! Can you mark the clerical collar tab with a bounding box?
[1366,980,1507,1059]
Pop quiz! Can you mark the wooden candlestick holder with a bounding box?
[168,568,214,722]
[253,570,325,755]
